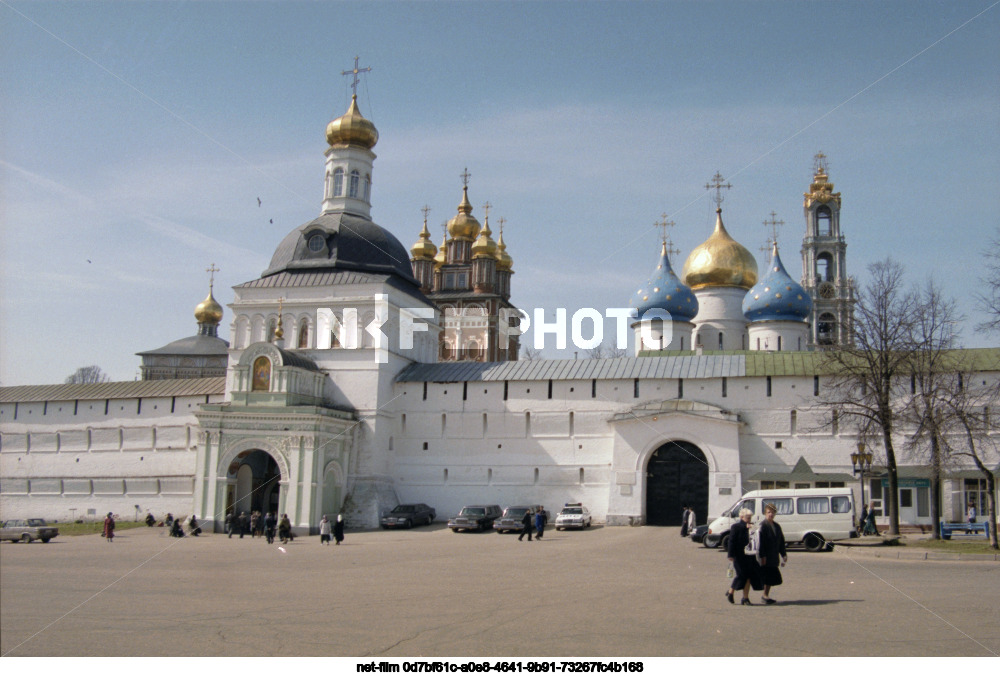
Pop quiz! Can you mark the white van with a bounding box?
[704,487,857,552]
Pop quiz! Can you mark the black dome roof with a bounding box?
[263,213,418,284]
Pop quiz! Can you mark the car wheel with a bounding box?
[556,527,563,531]
[404,519,412,529]
[451,528,459,533]
[804,533,825,552]
[703,534,720,548]
[20,534,31,543]
[718,533,730,552]
[41,537,51,543]
[426,515,434,526]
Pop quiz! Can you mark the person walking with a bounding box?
[967,502,977,534]
[264,512,277,544]
[239,511,249,539]
[225,512,234,538]
[250,512,260,539]
[858,503,869,535]
[103,512,116,543]
[518,508,534,541]
[319,515,332,545]
[757,503,787,605]
[863,503,880,536]
[724,508,762,605]
[680,505,690,537]
[686,506,696,537]
[535,508,546,540]
[333,514,345,545]
[278,514,291,544]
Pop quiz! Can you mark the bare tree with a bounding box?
[65,365,110,384]
[586,341,629,359]
[936,362,1000,550]
[976,227,1000,334]
[902,280,963,539]
[820,259,916,536]
[520,345,542,360]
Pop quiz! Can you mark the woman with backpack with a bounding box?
[725,508,762,605]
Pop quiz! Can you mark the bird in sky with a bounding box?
[257,197,262,207]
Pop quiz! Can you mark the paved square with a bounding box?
[1,526,997,657]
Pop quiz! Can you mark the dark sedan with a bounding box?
[689,524,708,543]
[380,503,436,529]
[448,505,502,532]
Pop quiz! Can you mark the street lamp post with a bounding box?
[851,442,874,531]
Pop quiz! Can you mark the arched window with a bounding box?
[817,312,837,345]
[718,332,724,350]
[363,174,371,202]
[349,170,360,198]
[251,357,271,391]
[325,171,332,198]
[816,206,832,235]
[333,168,344,196]
[297,318,310,348]
[816,253,834,282]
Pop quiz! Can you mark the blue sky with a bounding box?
[2,0,998,385]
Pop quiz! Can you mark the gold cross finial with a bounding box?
[655,213,675,246]
[206,263,220,290]
[481,201,492,221]
[460,168,471,188]
[705,172,732,208]
[665,238,681,262]
[421,205,431,225]
[759,238,774,264]
[275,297,285,339]
[813,151,828,175]
[341,56,372,98]
[763,210,784,246]
[498,216,506,236]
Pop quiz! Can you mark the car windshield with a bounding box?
[27,519,46,526]
[460,508,485,517]
[503,508,528,517]
[562,508,582,514]
[392,505,415,513]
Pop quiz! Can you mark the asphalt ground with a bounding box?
[1,524,997,658]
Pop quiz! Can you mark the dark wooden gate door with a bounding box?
[646,441,708,526]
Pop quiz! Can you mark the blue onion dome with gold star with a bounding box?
[742,243,812,321]
[682,208,758,290]
[630,242,698,321]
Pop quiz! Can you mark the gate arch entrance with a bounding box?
[645,440,709,526]
[226,450,282,516]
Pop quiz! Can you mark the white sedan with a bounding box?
[554,503,592,530]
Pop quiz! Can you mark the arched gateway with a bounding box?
[645,440,709,526]
[228,449,282,517]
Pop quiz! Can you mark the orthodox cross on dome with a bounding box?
[341,56,372,98]
[763,211,784,247]
[759,239,773,265]
[813,151,829,175]
[460,167,472,188]
[665,238,681,263]
[705,172,732,208]
[498,216,506,236]
[481,201,492,221]
[655,213,675,246]
[206,263,219,291]
[275,297,285,340]
[421,204,431,225]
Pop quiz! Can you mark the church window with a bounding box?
[569,411,574,436]
[349,170,360,198]
[423,442,429,450]
[798,337,802,351]
[423,382,428,401]
[816,206,832,235]
[298,319,310,348]
[463,382,468,400]
[483,413,488,436]
[790,409,797,433]
[722,377,727,398]
[591,379,597,398]
[251,357,271,391]
[678,378,683,399]
[814,376,820,396]
[633,378,639,398]
[680,336,684,349]
[363,174,371,201]
[441,413,447,435]
[503,381,508,401]
[579,468,585,484]
[777,336,782,351]
[325,171,332,198]
[401,413,406,434]
[333,168,344,196]
[718,332,724,350]
[525,411,531,435]
[766,376,772,397]
[548,380,553,399]
[817,313,837,345]
[816,254,834,283]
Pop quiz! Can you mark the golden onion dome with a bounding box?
[194,287,224,325]
[325,95,378,149]
[410,219,437,261]
[471,216,498,258]
[495,228,513,272]
[433,233,448,268]
[682,209,758,290]
[447,186,481,240]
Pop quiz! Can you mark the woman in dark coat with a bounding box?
[103,512,115,542]
[725,508,762,605]
[758,503,787,604]
[278,514,292,544]
[333,514,345,545]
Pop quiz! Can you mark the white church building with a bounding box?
[2,92,997,533]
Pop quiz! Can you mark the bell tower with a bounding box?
[800,152,855,347]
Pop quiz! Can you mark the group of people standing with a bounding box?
[318,514,345,545]
[725,503,787,606]
[679,505,696,537]
[225,510,294,544]
[518,508,547,541]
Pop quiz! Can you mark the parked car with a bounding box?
[493,505,548,534]
[689,524,708,543]
[448,505,502,532]
[554,503,592,530]
[0,518,59,543]
[380,503,436,529]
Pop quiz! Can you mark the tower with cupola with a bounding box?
[800,152,855,347]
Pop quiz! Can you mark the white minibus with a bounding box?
[704,487,857,552]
